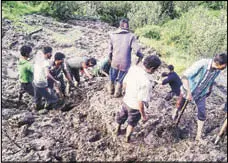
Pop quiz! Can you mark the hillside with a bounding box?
[1,14,227,162]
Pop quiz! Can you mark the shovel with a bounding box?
[171,99,189,141]
[175,99,189,127]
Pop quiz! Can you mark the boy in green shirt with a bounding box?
[18,45,34,101]
[92,58,111,77]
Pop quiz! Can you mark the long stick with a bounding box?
[175,100,189,127]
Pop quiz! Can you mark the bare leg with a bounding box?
[125,125,134,143]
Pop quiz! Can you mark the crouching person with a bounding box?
[115,55,161,143]
[33,46,64,111]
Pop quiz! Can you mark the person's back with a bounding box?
[18,56,33,84]
[33,52,50,88]
[66,56,87,69]
[108,18,143,97]
[115,55,161,143]
[110,29,136,71]
[123,65,151,109]
[165,71,182,95]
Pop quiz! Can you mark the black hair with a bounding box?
[54,52,65,61]
[214,52,227,65]
[168,65,174,71]
[143,55,161,70]
[119,18,129,29]
[20,45,32,57]
[43,46,52,54]
[87,57,97,66]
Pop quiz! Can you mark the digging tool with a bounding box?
[54,82,64,99]
[214,118,227,144]
[136,56,143,65]
[175,99,189,127]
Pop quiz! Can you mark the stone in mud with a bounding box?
[8,112,35,127]
[88,133,101,142]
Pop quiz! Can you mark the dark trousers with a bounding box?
[33,83,58,106]
[48,76,66,95]
[69,67,80,83]
[110,67,127,84]
[116,103,141,127]
[19,82,34,97]
[176,94,206,121]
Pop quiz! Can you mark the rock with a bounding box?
[88,133,101,142]
[8,112,35,127]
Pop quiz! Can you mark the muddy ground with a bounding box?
[1,14,227,162]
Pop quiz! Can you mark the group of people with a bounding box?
[18,45,111,112]
[18,18,227,144]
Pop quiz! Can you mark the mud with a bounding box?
[1,14,227,162]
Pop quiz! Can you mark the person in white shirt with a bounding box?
[115,55,161,143]
[33,46,62,111]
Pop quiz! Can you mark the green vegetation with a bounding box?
[2,1,227,74]
[2,1,41,21]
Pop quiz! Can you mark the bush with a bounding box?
[96,2,131,26]
[136,6,227,73]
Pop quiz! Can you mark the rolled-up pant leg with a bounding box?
[110,67,118,83]
[116,105,128,125]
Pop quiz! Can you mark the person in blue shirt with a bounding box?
[172,52,227,143]
[161,65,182,101]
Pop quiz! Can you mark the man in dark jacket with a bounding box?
[108,18,143,97]
[161,65,182,101]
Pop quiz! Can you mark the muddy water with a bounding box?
[1,14,227,162]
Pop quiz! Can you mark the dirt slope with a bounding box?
[1,14,227,162]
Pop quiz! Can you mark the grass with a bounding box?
[2,2,41,21]
[135,6,226,74]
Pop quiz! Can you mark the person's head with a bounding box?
[43,46,53,59]
[143,55,161,74]
[54,52,65,66]
[119,18,129,29]
[168,65,174,72]
[212,52,227,70]
[20,45,32,58]
[86,57,97,67]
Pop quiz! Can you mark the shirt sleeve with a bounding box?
[183,59,207,79]
[162,74,173,85]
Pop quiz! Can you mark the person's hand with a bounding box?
[142,115,148,122]
[55,80,61,87]
[88,75,94,79]
[144,102,149,108]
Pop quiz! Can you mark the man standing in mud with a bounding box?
[172,52,227,143]
[18,45,34,101]
[33,46,63,111]
[115,55,161,143]
[108,18,144,97]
